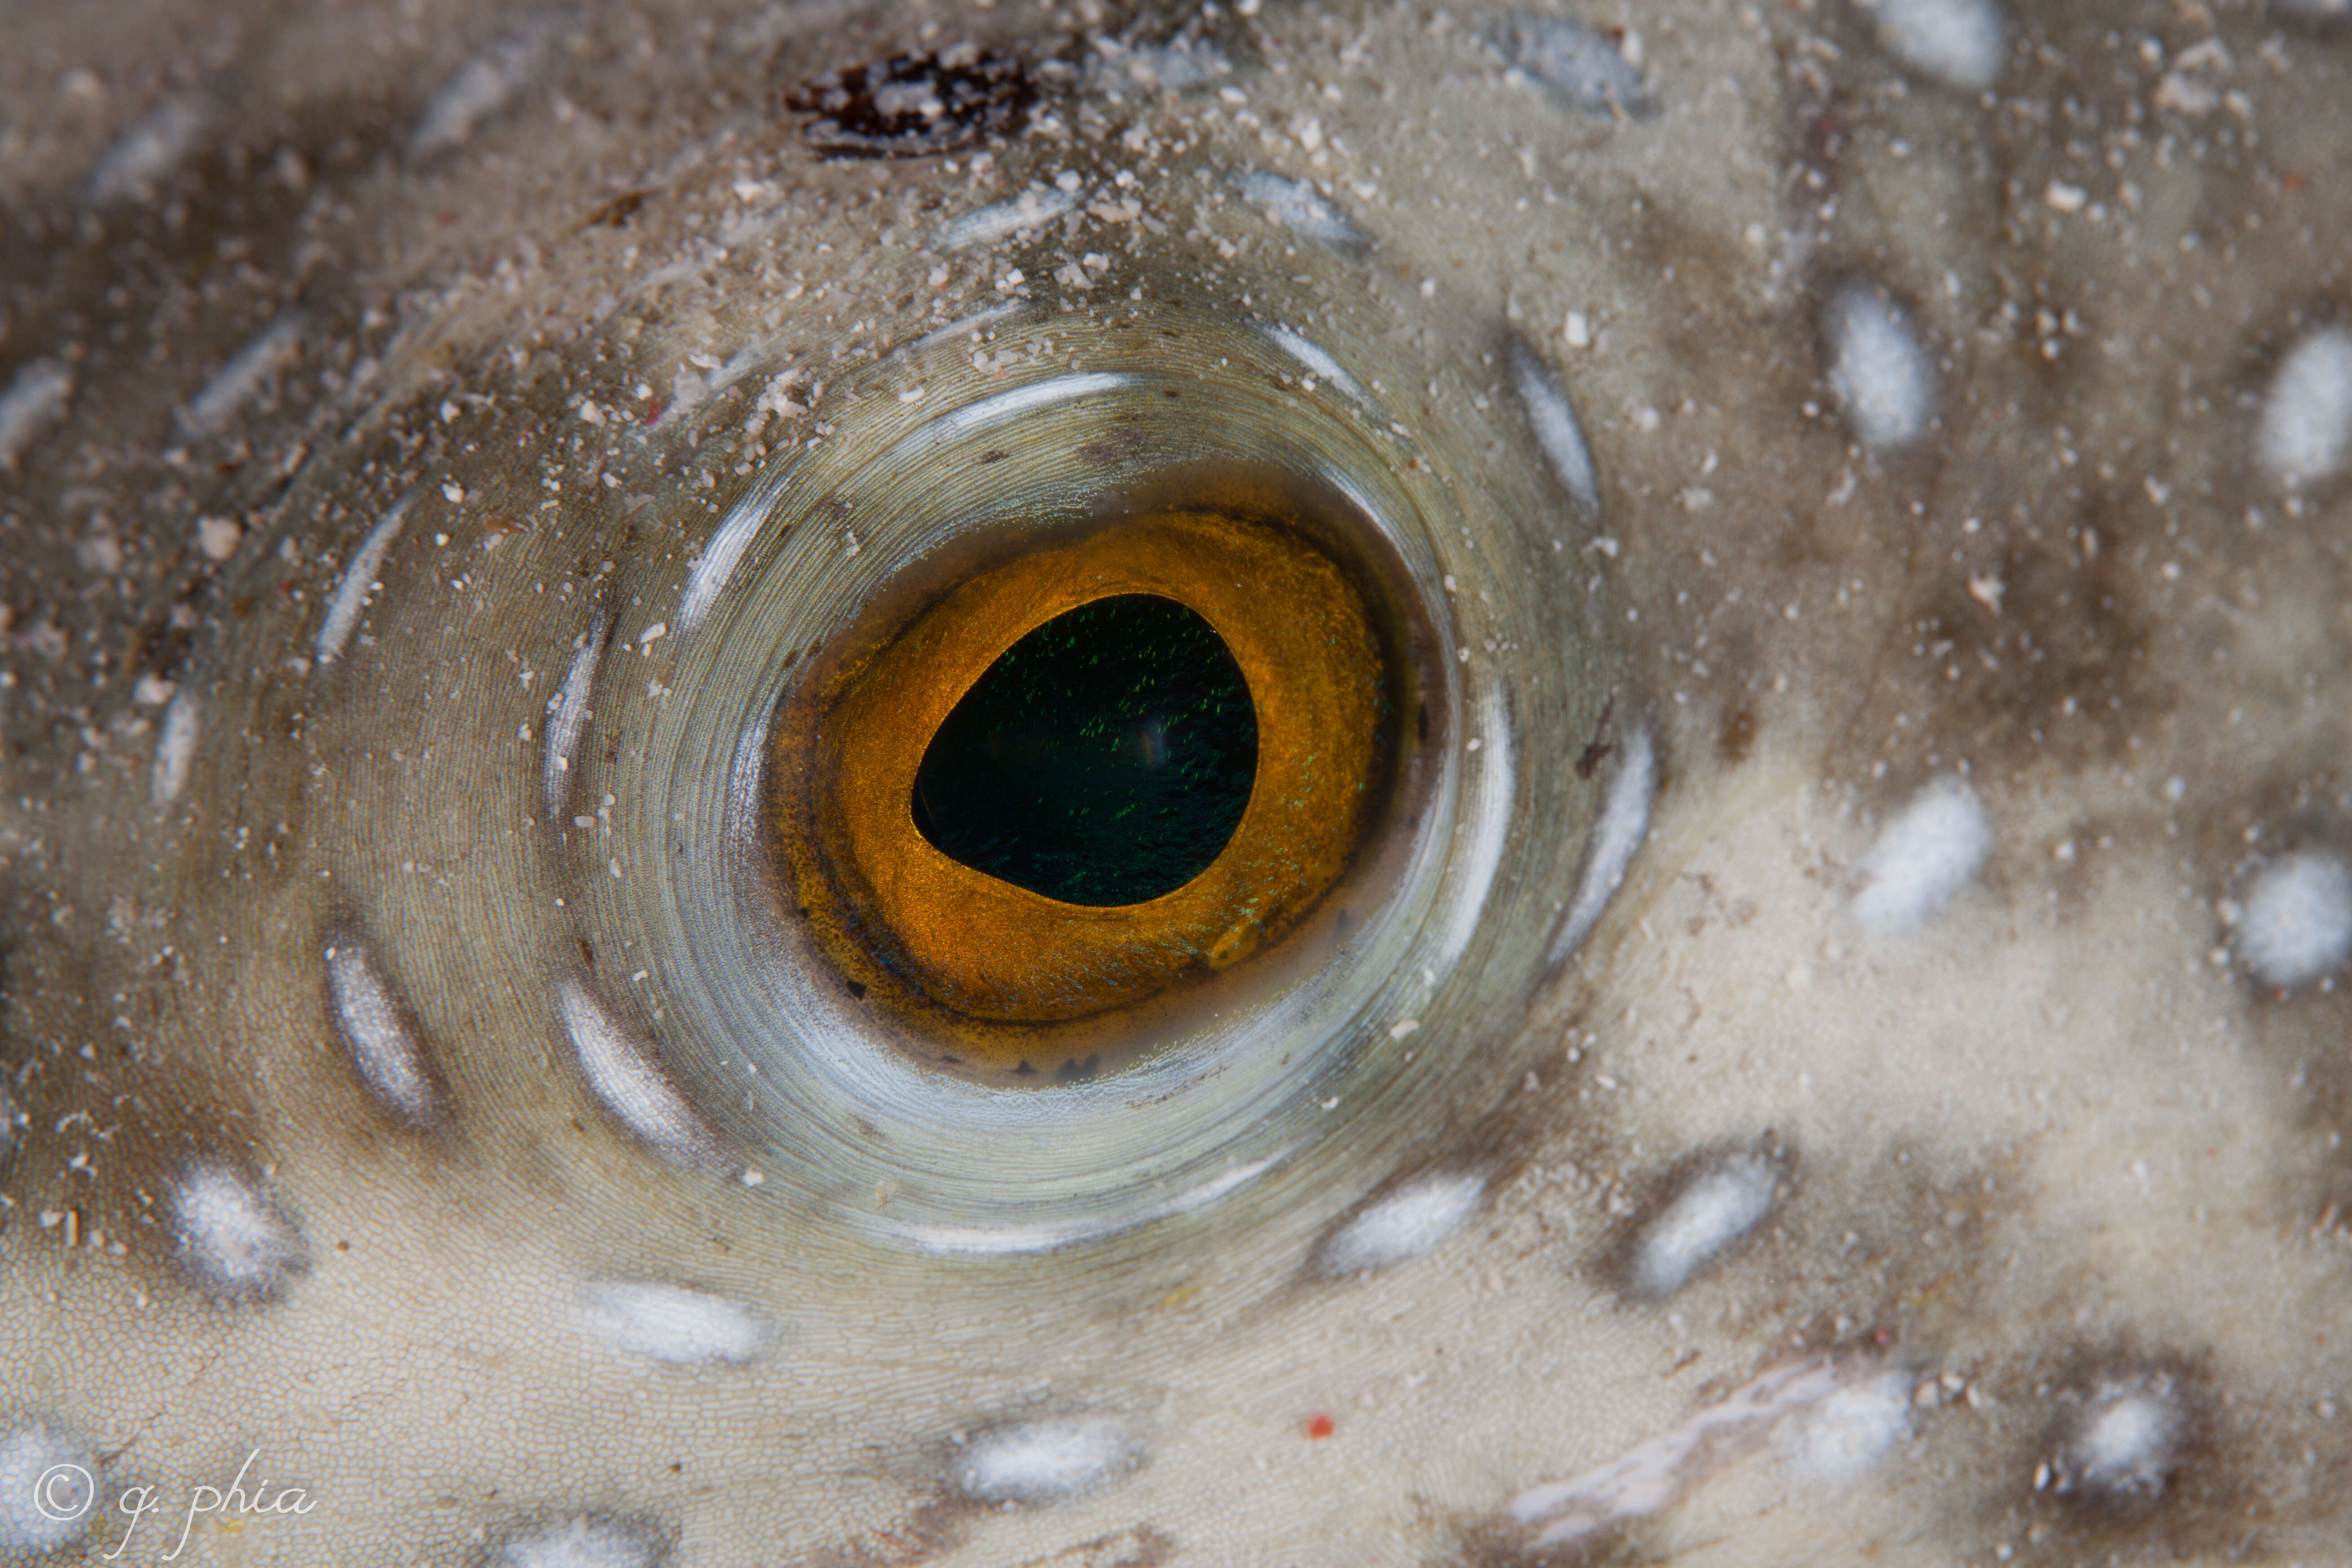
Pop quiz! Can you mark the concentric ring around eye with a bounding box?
[571,296,1614,1250]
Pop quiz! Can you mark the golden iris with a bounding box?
[771,470,1423,1078]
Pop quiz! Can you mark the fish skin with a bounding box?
[0,1,2349,1565]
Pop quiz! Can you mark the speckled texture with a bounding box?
[2,0,2350,1564]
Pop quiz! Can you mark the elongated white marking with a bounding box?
[1551,725,1655,967]
[910,301,1021,352]
[543,618,612,817]
[2235,850,2352,989]
[177,315,303,438]
[951,1415,1140,1505]
[895,1156,1281,1255]
[411,22,557,157]
[1848,775,1991,932]
[87,95,209,202]
[1511,1354,1870,1545]
[1824,286,1936,452]
[325,939,439,1125]
[935,187,1080,251]
[1233,170,1369,255]
[0,1422,97,1554]
[1863,0,2008,90]
[1502,17,1653,117]
[1434,691,1516,967]
[150,690,198,805]
[886,373,1138,476]
[491,1514,663,1568]
[678,490,771,634]
[170,1164,308,1298]
[1630,1151,1778,1297]
[1316,1171,1486,1276]
[1263,325,1371,408]
[0,358,72,470]
[579,1281,770,1365]
[1511,340,1601,523]
[555,979,725,1172]
[2256,326,2352,490]
[314,497,413,665]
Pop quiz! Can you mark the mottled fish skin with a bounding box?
[1,1,2349,1566]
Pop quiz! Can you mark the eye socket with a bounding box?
[573,299,1613,1248]
[772,475,1412,1068]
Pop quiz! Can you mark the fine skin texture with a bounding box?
[2,1,2350,1564]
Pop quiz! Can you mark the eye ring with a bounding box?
[573,300,1614,1250]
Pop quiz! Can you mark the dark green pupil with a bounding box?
[910,595,1259,906]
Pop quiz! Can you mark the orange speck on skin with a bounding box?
[1304,1413,1335,1440]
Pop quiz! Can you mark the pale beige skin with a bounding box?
[2,0,2349,1564]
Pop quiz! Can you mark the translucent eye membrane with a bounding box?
[601,298,1611,1249]
[775,479,1403,1066]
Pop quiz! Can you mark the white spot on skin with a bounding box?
[1512,1354,1873,1545]
[1262,325,1371,407]
[555,979,727,1173]
[411,22,559,158]
[1848,775,1992,932]
[543,617,612,819]
[1861,0,2008,90]
[935,186,1080,251]
[315,496,413,665]
[2058,1378,2184,1501]
[325,938,441,1126]
[87,95,211,202]
[0,1421,98,1554]
[1550,726,1654,966]
[176,315,304,438]
[679,488,772,633]
[1824,286,1937,452]
[0,358,72,470]
[150,690,198,805]
[1315,1171,1487,1276]
[1232,170,1370,255]
[1501,17,1654,118]
[2256,326,2352,490]
[490,1514,663,1568]
[951,1415,1141,1505]
[579,1281,771,1365]
[1781,1369,1912,1480]
[1511,340,1601,524]
[2234,851,2352,989]
[1630,1151,1779,1297]
[170,1163,308,1298]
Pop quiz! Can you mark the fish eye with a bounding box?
[775,453,1424,1071]
[552,299,1620,1251]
